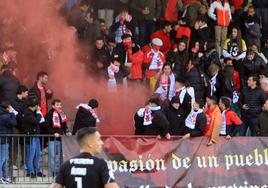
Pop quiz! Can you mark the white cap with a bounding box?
[152,38,163,46]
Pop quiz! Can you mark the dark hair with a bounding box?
[1,65,10,71]
[207,95,218,104]
[36,71,48,80]
[95,36,103,41]
[248,75,259,83]
[248,5,255,11]
[224,58,232,64]
[196,15,207,23]
[88,99,99,109]
[99,18,106,24]
[0,101,10,109]
[148,97,160,106]
[207,41,216,51]
[162,63,171,71]
[224,65,235,78]
[76,127,98,147]
[230,27,242,51]
[246,49,255,56]
[220,97,231,109]
[195,99,205,108]
[161,21,172,29]
[16,85,28,95]
[26,97,39,107]
[52,99,61,106]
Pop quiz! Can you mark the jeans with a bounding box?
[240,117,258,136]
[139,20,155,47]
[49,140,62,175]
[0,144,9,178]
[26,137,41,175]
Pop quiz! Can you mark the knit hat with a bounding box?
[152,38,163,46]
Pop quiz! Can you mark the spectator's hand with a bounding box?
[66,132,72,137]
[198,52,204,58]
[153,18,157,22]
[165,133,171,140]
[125,62,132,68]
[194,22,199,30]
[242,104,249,110]
[47,89,53,95]
[182,133,190,140]
[156,135,161,139]
[54,133,60,138]
[226,135,231,140]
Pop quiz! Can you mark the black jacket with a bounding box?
[21,108,41,135]
[200,49,221,72]
[256,111,268,136]
[173,51,189,80]
[11,97,27,130]
[0,107,17,143]
[45,109,69,137]
[143,109,169,137]
[242,57,267,81]
[185,67,209,100]
[166,106,186,135]
[73,107,97,135]
[184,112,207,137]
[240,87,267,118]
[29,83,53,111]
[0,70,20,103]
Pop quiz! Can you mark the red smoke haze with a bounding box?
[0,0,149,135]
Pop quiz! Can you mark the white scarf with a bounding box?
[220,110,227,135]
[232,91,239,104]
[107,64,119,91]
[155,74,176,101]
[175,86,187,104]
[76,104,100,123]
[210,74,217,96]
[185,109,203,130]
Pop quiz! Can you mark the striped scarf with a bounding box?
[53,109,67,128]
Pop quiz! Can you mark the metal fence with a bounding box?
[0,134,63,184]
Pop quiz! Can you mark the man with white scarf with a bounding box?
[183,100,207,139]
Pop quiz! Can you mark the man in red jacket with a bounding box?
[151,21,172,54]
[219,97,243,138]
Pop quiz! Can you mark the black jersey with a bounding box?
[55,152,115,188]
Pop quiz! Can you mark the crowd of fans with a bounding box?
[0,0,268,184]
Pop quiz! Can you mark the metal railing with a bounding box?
[0,134,63,184]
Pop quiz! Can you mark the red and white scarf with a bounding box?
[148,49,164,70]
[136,106,161,126]
[76,104,100,123]
[53,109,68,128]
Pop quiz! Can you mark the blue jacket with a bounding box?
[0,107,17,144]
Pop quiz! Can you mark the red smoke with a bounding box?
[0,0,149,135]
